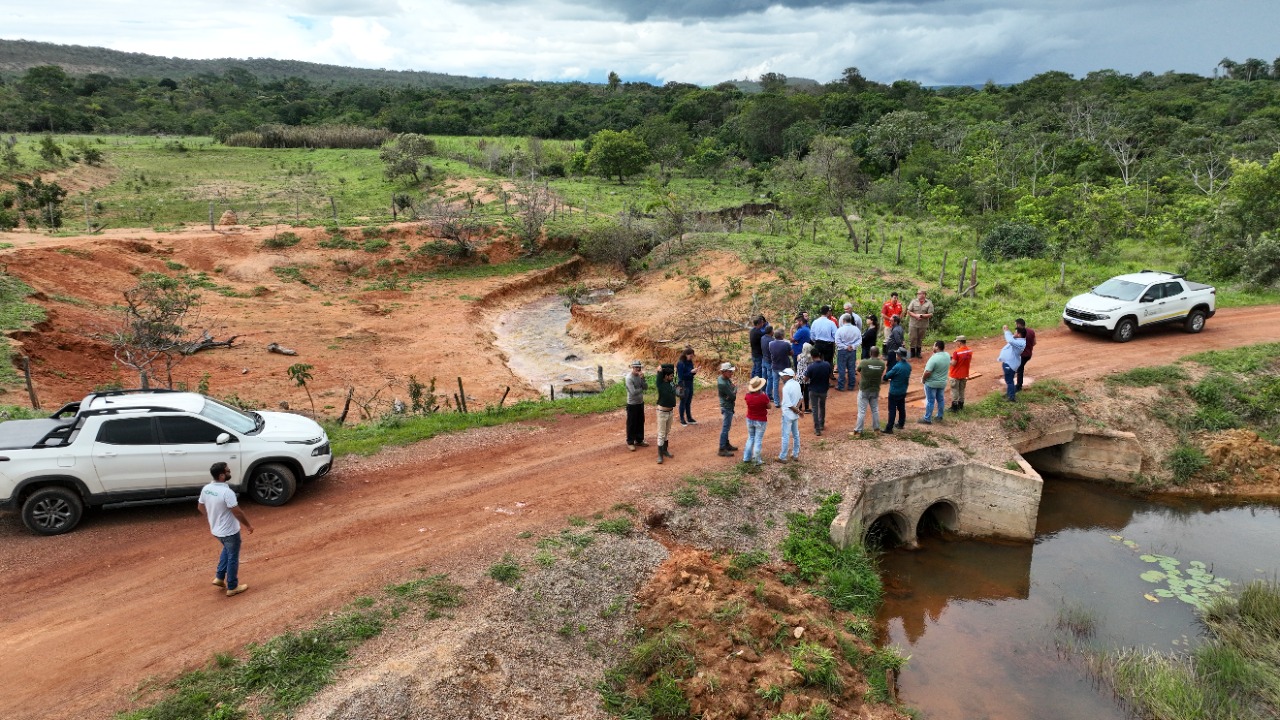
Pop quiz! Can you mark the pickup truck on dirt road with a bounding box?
[1062,270,1217,342]
[0,389,332,535]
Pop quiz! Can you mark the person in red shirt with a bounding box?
[1015,318,1036,391]
[949,335,973,411]
[881,292,903,333]
[741,376,770,465]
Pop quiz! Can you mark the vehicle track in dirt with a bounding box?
[2,302,1277,720]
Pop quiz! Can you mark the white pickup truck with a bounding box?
[0,389,332,535]
[1062,270,1216,342]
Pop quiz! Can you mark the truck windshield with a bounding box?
[199,398,259,434]
[1092,279,1145,301]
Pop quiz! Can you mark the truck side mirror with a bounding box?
[216,433,235,445]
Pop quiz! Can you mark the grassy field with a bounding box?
[5,133,1280,341]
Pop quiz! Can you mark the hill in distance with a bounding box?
[0,38,516,89]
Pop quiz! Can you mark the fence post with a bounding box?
[209,202,214,230]
[22,356,40,410]
[391,193,397,221]
[84,196,90,232]
[330,196,338,224]
[969,260,979,297]
[457,377,468,413]
[958,258,969,295]
[939,250,948,288]
[896,235,903,264]
[916,237,923,273]
[598,365,605,391]
[1059,262,1066,289]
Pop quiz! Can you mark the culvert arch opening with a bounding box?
[917,500,959,540]
[865,512,911,549]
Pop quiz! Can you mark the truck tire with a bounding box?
[22,487,84,535]
[1185,309,1207,333]
[249,463,296,506]
[1112,318,1136,343]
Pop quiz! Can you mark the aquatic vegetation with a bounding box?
[1110,535,1232,609]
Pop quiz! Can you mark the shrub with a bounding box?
[262,232,301,249]
[487,553,522,585]
[980,221,1047,261]
[1167,444,1210,485]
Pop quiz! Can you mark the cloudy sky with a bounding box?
[5,0,1278,86]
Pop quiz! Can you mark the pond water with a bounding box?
[492,292,633,397]
[876,479,1280,720]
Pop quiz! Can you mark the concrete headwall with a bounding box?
[830,461,1043,549]
[1014,421,1143,482]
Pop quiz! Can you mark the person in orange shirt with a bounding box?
[881,292,903,333]
[949,335,973,411]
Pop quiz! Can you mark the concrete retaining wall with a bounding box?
[1016,423,1143,482]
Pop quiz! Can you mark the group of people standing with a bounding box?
[624,293,1037,464]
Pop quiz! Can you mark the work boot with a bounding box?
[958,401,964,411]
[226,584,250,597]
[726,443,738,451]
[718,449,732,457]
[950,401,958,412]
[657,444,664,464]
[662,443,674,459]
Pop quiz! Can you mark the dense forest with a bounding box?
[3,45,1280,287]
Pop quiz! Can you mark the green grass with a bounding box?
[0,273,48,385]
[117,572,464,720]
[327,381,628,456]
[487,553,523,585]
[1095,581,1280,720]
[781,494,884,616]
[1106,365,1190,388]
[599,623,698,719]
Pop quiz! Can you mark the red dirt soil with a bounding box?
[3,227,1280,719]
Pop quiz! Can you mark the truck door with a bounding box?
[156,415,243,497]
[91,418,167,499]
[1160,281,1191,322]
[1137,283,1164,325]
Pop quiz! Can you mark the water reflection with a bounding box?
[877,479,1280,720]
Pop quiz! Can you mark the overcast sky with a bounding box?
[5,1,1278,86]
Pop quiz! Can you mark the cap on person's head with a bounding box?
[748,377,767,392]
[630,360,643,368]
[780,368,795,377]
[898,347,909,356]
[720,362,735,372]
[955,335,966,344]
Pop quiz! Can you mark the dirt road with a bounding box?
[2,306,1277,720]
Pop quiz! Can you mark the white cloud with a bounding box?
[3,0,1278,86]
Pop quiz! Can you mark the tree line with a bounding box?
[4,57,1280,285]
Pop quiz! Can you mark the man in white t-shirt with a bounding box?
[199,462,255,597]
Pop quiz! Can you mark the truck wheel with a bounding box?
[249,463,296,506]
[22,487,84,536]
[1112,318,1136,343]
[1185,309,1207,333]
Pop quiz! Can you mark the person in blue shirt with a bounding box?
[676,346,698,425]
[790,314,810,364]
[882,348,912,434]
[997,324,1028,402]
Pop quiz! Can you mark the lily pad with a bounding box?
[1140,570,1168,583]
[1140,555,1161,563]
[1154,589,1175,598]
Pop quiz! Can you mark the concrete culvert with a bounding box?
[917,500,959,539]
[865,511,911,550]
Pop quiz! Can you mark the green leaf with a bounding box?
[1140,570,1167,583]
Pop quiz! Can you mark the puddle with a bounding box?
[492,292,633,397]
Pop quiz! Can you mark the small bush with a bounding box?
[1167,444,1209,485]
[487,553,522,585]
[262,231,302,249]
[594,517,633,536]
[980,221,1047,261]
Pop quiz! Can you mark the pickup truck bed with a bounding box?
[0,419,76,450]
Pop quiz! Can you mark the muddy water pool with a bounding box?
[876,479,1280,720]
[492,293,633,397]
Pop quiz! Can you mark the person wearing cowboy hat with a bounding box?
[777,367,802,463]
[624,360,649,451]
[716,362,739,457]
[741,375,769,465]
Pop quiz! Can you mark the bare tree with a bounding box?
[510,178,553,255]
[108,273,202,388]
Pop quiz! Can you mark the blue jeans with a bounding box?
[743,419,766,463]
[924,386,945,420]
[1003,363,1018,401]
[886,392,906,430]
[836,348,856,390]
[779,416,800,459]
[678,380,694,422]
[215,532,242,590]
[763,359,775,403]
[752,356,764,380]
[720,408,734,449]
